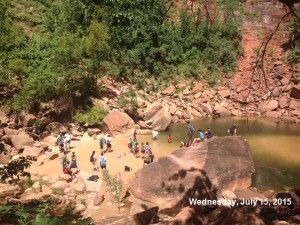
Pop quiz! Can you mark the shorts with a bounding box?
[67,140,71,143]
[101,165,106,169]
[107,143,111,148]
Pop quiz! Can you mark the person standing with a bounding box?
[57,133,64,152]
[61,151,68,166]
[228,123,237,136]
[99,134,106,152]
[168,135,172,143]
[64,131,72,151]
[187,121,195,146]
[70,152,80,173]
[105,134,112,152]
[100,152,107,172]
[152,130,159,140]
[90,151,98,171]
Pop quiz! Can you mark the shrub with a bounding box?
[73,105,107,125]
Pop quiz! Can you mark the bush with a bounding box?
[73,105,107,125]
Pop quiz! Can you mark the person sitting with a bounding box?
[205,128,213,139]
[192,129,205,145]
[168,135,172,143]
[143,150,154,166]
[180,137,189,147]
[63,161,74,178]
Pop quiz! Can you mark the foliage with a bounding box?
[288,5,300,68]
[0,202,93,225]
[0,156,35,182]
[22,176,34,190]
[2,0,244,111]
[117,87,138,108]
[52,189,65,196]
[73,105,107,125]
[102,172,122,213]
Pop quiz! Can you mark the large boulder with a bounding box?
[103,111,135,135]
[213,104,231,116]
[200,103,213,115]
[150,108,172,131]
[129,136,254,209]
[10,132,35,152]
[144,103,163,121]
[258,100,278,113]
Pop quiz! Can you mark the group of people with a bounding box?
[61,151,80,179]
[179,121,237,147]
[56,131,72,153]
[98,134,113,153]
[90,151,107,173]
[128,133,155,165]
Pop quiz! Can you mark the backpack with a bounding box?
[100,138,105,145]
[87,175,99,181]
[100,156,106,166]
[90,154,94,163]
[188,124,195,135]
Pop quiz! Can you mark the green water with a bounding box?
[138,117,300,191]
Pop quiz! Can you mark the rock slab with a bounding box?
[129,136,254,209]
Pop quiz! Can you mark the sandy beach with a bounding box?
[29,132,176,182]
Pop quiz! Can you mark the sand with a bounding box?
[29,133,173,182]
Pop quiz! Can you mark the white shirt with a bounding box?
[152,131,158,137]
[64,133,71,141]
[106,137,112,144]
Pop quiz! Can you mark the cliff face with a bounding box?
[129,136,254,209]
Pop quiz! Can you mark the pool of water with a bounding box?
[138,117,300,191]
